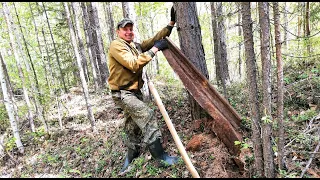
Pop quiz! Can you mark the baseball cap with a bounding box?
[117,18,134,29]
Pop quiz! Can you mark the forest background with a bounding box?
[0,2,319,178]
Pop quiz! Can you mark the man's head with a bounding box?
[116,18,135,43]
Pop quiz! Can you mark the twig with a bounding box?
[285,113,320,149]
[299,129,320,178]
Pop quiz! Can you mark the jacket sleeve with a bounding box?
[139,26,172,52]
[109,40,153,73]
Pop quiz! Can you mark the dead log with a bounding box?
[162,37,244,168]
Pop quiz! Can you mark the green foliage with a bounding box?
[291,109,317,123]
[5,137,16,151]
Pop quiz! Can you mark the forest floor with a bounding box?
[0,66,319,178]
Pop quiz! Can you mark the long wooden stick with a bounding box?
[148,80,200,178]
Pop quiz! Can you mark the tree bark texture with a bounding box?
[174,2,209,121]
[0,52,24,154]
[241,2,264,177]
[71,2,90,83]
[273,2,285,171]
[258,2,275,178]
[81,2,100,91]
[87,2,109,88]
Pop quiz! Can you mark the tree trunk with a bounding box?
[238,3,242,79]
[283,2,288,54]
[305,2,310,53]
[273,2,285,171]
[241,2,264,177]
[71,2,90,83]
[29,2,50,90]
[2,2,36,133]
[88,2,109,88]
[81,2,100,91]
[258,2,275,178]
[42,2,68,93]
[0,52,24,154]
[104,2,116,43]
[14,2,49,133]
[210,2,227,98]
[216,2,230,85]
[174,2,209,121]
[64,2,96,132]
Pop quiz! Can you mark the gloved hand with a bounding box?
[154,39,168,51]
[170,6,176,22]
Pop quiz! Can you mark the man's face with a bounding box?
[117,23,134,43]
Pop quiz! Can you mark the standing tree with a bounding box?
[42,2,68,93]
[64,2,96,132]
[241,2,264,177]
[71,2,90,83]
[0,52,24,154]
[87,2,109,88]
[2,2,36,133]
[273,2,285,171]
[174,2,209,121]
[13,2,49,133]
[210,2,227,98]
[258,2,275,178]
[80,2,100,91]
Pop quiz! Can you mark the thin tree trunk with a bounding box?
[241,2,264,177]
[238,3,242,79]
[273,2,285,171]
[0,52,24,154]
[210,2,222,86]
[104,2,116,43]
[64,2,96,132]
[42,2,68,93]
[71,2,90,83]
[216,2,230,85]
[14,2,49,133]
[305,2,310,53]
[81,2,100,91]
[2,2,36,133]
[258,2,275,178]
[283,2,288,54]
[88,2,109,88]
[29,2,50,90]
[211,2,228,99]
[174,2,209,121]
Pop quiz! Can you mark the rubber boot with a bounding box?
[147,138,179,166]
[120,148,140,173]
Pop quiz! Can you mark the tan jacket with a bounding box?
[108,26,171,91]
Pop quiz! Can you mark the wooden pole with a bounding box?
[148,80,200,178]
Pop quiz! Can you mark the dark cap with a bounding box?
[117,18,134,29]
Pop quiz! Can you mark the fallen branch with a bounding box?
[299,129,320,178]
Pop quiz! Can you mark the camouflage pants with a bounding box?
[111,90,162,151]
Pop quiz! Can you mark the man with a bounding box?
[107,7,178,173]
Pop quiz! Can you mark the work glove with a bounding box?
[170,6,176,22]
[154,39,168,51]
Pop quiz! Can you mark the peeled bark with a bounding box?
[0,52,24,154]
[241,2,264,177]
[258,2,275,178]
[64,2,96,132]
